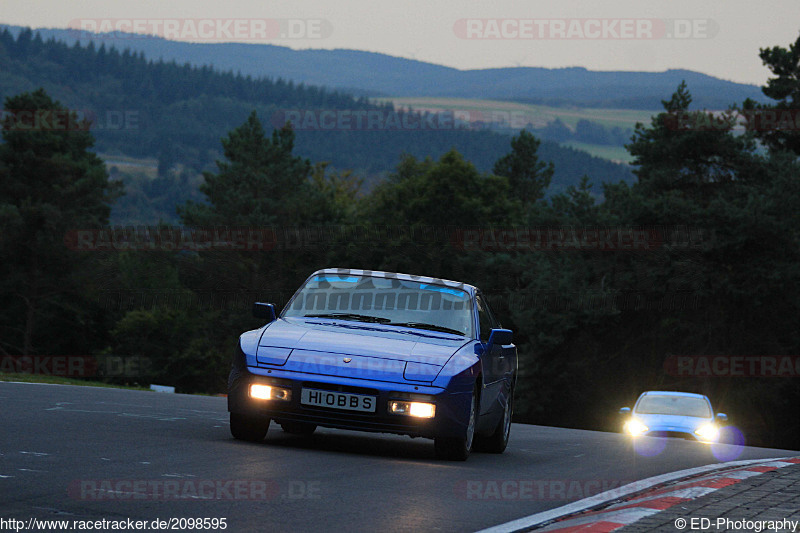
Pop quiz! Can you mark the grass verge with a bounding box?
[0,372,151,391]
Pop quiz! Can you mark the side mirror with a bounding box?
[716,413,728,422]
[619,407,631,415]
[253,302,277,322]
[487,328,513,347]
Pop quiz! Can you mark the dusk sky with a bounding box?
[1,0,798,86]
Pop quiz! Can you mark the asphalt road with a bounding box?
[1,382,796,532]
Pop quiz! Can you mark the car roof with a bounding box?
[309,268,478,297]
[639,391,709,400]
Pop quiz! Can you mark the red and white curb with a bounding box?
[477,457,800,533]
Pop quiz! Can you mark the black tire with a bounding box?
[280,421,317,435]
[435,384,478,461]
[476,385,513,454]
[230,413,269,442]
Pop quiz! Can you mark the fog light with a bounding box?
[389,401,435,418]
[250,384,291,401]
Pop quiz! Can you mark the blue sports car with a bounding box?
[620,391,728,443]
[228,268,517,460]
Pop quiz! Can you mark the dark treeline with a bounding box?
[0,27,633,198]
[2,31,800,450]
[533,118,633,147]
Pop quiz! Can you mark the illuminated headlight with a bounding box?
[624,419,649,436]
[694,424,719,442]
[388,401,436,418]
[250,384,291,401]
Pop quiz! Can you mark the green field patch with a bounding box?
[380,97,657,132]
[562,141,635,164]
[99,153,159,179]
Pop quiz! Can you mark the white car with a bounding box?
[620,391,728,443]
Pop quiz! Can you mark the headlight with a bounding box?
[625,419,649,436]
[694,424,719,442]
[250,384,291,401]
[388,401,436,418]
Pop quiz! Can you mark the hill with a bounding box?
[0,26,635,223]
[6,24,767,109]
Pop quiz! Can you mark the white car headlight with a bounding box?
[694,424,719,442]
[625,419,649,436]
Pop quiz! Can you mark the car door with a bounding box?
[475,293,509,416]
[477,295,517,418]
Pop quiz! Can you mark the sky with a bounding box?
[1,0,798,86]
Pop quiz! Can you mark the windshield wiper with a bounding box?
[387,322,465,336]
[303,313,392,324]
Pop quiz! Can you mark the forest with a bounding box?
[0,26,633,216]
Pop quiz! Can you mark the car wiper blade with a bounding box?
[387,322,465,336]
[303,313,392,324]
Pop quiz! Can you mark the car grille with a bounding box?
[300,381,380,396]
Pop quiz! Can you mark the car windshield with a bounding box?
[635,395,712,418]
[282,273,474,337]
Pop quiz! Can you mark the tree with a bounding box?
[550,175,599,224]
[620,82,785,327]
[352,150,516,283]
[627,81,761,207]
[177,112,347,306]
[540,118,572,143]
[742,32,800,156]
[370,150,514,227]
[310,162,363,222]
[0,88,122,355]
[179,112,315,227]
[492,130,554,209]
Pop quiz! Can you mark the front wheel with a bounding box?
[476,385,513,453]
[230,413,269,442]
[435,385,477,461]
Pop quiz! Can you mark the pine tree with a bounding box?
[742,32,800,156]
[627,81,760,207]
[492,130,554,210]
[0,88,122,355]
[179,111,313,227]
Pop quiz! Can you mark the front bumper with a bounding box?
[228,364,471,440]
[635,428,717,443]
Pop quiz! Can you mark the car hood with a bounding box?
[254,318,470,383]
[633,413,713,433]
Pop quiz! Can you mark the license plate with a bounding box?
[301,388,376,413]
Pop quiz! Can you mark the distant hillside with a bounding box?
[6,24,767,109]
[0,26,635,223]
